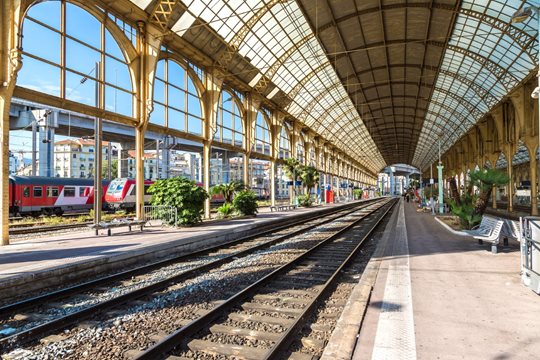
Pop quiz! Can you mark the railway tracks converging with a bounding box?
[0,199,388,357]
[136,198,395,360]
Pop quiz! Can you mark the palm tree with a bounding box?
[282,158,301,204]
[298,165,320,197]
[210,181,245,204]
[469,169,509,216]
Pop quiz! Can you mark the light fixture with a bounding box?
[511,7,533,23]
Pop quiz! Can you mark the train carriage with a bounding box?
[9,176,109,216]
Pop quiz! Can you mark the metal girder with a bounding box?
[150,0,179,30]
[315,3,536,62]
[298,82,342,120]
[254,34,315,93]
[217,0,287,70]
[286,62,331,102]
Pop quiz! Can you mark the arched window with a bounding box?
[253,111,271,156]
[279,127,291,159]
[18,1,134,117]
[296,136,305,164]
[309,147,316,167]
[152,58,203,135]
[214,89,243,147]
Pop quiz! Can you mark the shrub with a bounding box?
[297,194,313,207]
[210,181,245,203]
[217,203,235,218]
[353,189,363,200]
[232,190,259,216]
[147,177,208,226]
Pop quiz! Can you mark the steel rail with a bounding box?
[0,199,383,350]
[134,198,396,360]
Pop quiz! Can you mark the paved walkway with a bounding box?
[0,202,346,283]
[355,199,540,360]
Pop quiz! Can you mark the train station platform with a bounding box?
[324,198,540,360]
[0,201,354,300]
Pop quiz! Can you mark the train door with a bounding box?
[31,186,43,214]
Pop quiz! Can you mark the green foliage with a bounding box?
[147,177,208,225]
[424,185,438,199]
[448,193,482,229]
[468,168,509,192]
[297,194,313,207]
[353,189,363,200]
[232,190,259,216]
[447,169,508,229]
[217,203,235,218]
[298,165,320,194]
[283,158,301,180]
[210,181,245,203]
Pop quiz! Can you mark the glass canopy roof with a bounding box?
[129,0,539,174]
[413,0,538,170]
[167,0,386,172]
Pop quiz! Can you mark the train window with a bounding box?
[79,187,87,197]
[23,187,30,197]
[33,186,43,197]
[144,185,151,195]
[47,187,59,197]
[64,186,75,197]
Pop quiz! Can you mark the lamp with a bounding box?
[511,7,533,23]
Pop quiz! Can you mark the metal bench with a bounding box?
[500,218,521,246]
[470,219,505,254]
[88,218,146,236]
[270,205,298,212]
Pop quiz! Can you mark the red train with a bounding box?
[105,178,154,211]
[104,178,225,211]
[9,176,109,216]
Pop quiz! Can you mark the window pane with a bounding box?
[168,61,185,85]
[105,86,133,117]
[153,79,165,104]
[188,94,202,117]
[66,3,101,49]
[168,85,185,111]
[105,29,125,60]
[64,186,76,197]
[26,1,61,29]
[222,128,233,144]
[23,19,61,64]
[188,115,202,135]
[66,70,96,106]
[151,103,165,125]
[168,108,185,131]
[18,57,61,97]
[105,55,132,91]
[66,38,101,75]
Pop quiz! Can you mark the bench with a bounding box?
[270,205,298,212]
[463,216,497,237]
[500,218,521,246]
[88,218,146,236]
[468,219,504,254]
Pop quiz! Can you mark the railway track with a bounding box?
[135,198,395,360]
[8,222,92,235]
[0,199,385,355]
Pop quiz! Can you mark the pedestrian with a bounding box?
[406,192,410,203]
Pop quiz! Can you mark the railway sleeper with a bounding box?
[241,302,305,316]
[188,339,268,360]
[253,294,311,305]
[270,279,324,289]
[209,324,282,342]
[228,312,294,327]
[289,351,318,360]
[289,269,334,277]
[264,285,322,295]
[286,273,331,283]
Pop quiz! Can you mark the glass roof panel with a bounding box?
[413,0,537,170]
[173,0,385,172]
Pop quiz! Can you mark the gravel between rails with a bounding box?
[1,208,371,360]
[0,206,360,334]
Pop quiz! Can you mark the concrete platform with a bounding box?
[324,199,540,360]
[0,201,358,300]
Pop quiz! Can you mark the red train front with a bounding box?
[9,176,109,216]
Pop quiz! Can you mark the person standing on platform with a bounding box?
[406,192,410,203]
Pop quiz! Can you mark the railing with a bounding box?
[142,205,177,227]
